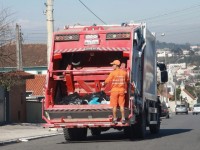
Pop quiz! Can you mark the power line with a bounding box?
[148,8,200,25]
[135,3,200,22]
[78,0,106,24]
[155,25,200,35]
[26,33,47,35]
[150,14,200,30]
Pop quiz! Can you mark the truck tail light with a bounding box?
[53,53,62,60]
[106,32,131,40]
[55,34,79,41]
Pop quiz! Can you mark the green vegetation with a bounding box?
[170,88,181,101]
[0,72,23,91]
[156,41,191,50]
[195,82,200,86]
[185,85,196,98]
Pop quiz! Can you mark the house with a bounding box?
[26,74,46,98]
[156,49,174,58]
[0,44,47,75]
[182,49,190,56]
[179,82,197,108]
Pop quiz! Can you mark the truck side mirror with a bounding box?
[157,63,166,71]
[161,70,168,83]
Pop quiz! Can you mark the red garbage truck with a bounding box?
[42,23,168,141]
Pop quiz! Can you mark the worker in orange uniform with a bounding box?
[102,60,128,125]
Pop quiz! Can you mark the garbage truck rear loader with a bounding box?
[42,23,168,141]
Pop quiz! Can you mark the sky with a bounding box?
[1,0,200,44]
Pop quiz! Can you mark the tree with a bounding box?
[0,7,15,67]
[0,8,20,91]
[195,82,200,86]
[0,71,23,91]
[176,88,181,101]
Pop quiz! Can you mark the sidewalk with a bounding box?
[0,123,63,146]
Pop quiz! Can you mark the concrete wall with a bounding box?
[0,87,5,123]
[9,83,26,122]
[168,101,176,112]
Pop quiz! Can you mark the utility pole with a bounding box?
[45,0,54,65]
[174,77,177,105]
[164,51,168,104]
[16,24,23,71]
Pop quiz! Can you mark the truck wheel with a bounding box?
[132,112,147,139]
[123,126,132,138]
[63,128,75,141]
[63,128,87,141]
[91,128,101,136]
[78,128,87,140]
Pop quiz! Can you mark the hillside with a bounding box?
[156,41,191,50]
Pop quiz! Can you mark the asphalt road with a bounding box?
[1,113,200,150]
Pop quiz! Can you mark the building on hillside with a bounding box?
[192,69,200,77]
[182,49,190,56]
[156,49,173,58]
[168,63,186,70]
[191,45,200,50]
[194,50,200,55]
[179,82,197,109]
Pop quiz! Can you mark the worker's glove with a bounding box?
[101,82,105,87]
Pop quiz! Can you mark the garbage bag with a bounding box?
[88,97,100,105]
[82,91,109,103]
[68,98,83,105]
[59,91,110,105]
[59,92,82,105]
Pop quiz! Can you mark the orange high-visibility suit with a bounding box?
[105,68,128,107]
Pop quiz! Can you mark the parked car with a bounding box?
[175,104,188,115]
[192,103,200,115]
[161,103,170,118]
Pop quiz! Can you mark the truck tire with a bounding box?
[123,126,132,138]
[133,112,147,139]
[91,128,101,136]
[63,128,87,141]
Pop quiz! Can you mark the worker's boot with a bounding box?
[112,118,118,125]
[121,119,126,124]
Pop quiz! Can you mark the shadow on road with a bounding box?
[157,128,192,138]
[58,128,192,144]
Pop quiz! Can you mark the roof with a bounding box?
[26,75,46,96]
[182,89,196,100]
[0,44,47,68]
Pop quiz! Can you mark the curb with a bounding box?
[0,132,63,146]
